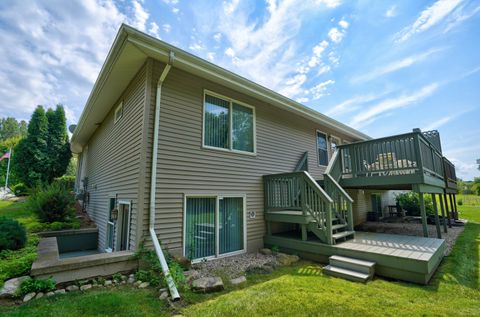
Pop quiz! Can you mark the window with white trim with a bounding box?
[114,102,123,123]
[184,195,245,261]
[106,197,115,252]
[203,92,255,153]
[317,131,328,166]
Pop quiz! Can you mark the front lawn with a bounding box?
[1,199,479,316]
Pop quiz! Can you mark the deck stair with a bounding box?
[323,255,375,282]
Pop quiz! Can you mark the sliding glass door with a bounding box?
[185,196,245,261]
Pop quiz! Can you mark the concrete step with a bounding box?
[323,265,371,283]
[329,255,375,275]
[332,230,355,241]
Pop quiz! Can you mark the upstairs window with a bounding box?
[203,92,255,154]
[114,102,123,123]
[317,131,328,166]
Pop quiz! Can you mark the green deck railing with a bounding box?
[338,130,448,187]
[443,157,457,190]
[264,171,334,244]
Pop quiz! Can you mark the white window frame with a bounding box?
[183,193,247,263]
[316,129,329,167]
[105,196,116,253]
[115,200,131,252]
[114,101,123,124]
[329,134,341,159]
[202,90,257,156]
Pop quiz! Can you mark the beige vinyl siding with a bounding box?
[147,60,359,255]
[83,63,147,252]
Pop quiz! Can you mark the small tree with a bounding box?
[46,106,72,182]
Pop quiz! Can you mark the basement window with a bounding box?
[114,102,123,123]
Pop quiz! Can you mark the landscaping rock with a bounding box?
[0,276,30,299]
[259,248,272,256]
[246,263,273,274]
[230,276,247,285]
[23,292,36,303]
[66,285,79,292]
[276,253,300,266]
[80,284,92,291]
[54,289,66,295]
[173,255,192,270]
[159,291,169,300]
[192,277,224,293]
[46,292,55,297]
[104,280,113,287]
[134,281,142,287]
[35,292,44,299]
[138,282,150,289]
[183,270,200,283]
[121,275,127,281]
[127,277,135,284]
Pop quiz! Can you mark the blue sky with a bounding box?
[0,0,479,179]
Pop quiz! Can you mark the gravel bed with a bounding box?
[192,252,277,279]
[357,221,465,255]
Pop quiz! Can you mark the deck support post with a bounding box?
[444,193,452,228]
[439,194,447,233]
[419,193,428,237]
[453,194,458,220]
[431,194,441,239]
[301,224,307,241]
[449,194,455,221]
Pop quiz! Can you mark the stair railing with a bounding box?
[264,171,334,244]
[324,150,354,231]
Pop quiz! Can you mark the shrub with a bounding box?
[11,183,28,196]
[53,175,76,192]
[0,234,38,287]
[135,247,185,289]
[28,183,75,223]
[0,218,27,251]
[19,277,56,296]
[458,199,463,206]
[395,192,434,216]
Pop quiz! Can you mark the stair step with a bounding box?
[331,223,347,231]
[323,265,371,283]
[332,230,355,240]
[329,255,375,275]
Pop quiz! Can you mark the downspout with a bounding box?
[149,51,180,301]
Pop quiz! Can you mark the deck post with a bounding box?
[419,193,428,237]
[439,194,447,233]
[301,224,307,241]
[449,194,455,221]
[444,193,452,228]
[453,194,458,220]
[326,204,333,245]
[347,201,354,231]
[431,194,441,239]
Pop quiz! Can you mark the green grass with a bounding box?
[0,200,39,287]
[1,198,479,316]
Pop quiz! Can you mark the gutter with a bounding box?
[148,51,180,301]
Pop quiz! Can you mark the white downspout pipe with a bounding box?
[149,51,180,301]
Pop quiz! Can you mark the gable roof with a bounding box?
[71,24,370,152]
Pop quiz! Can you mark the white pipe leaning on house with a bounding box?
[149,51,180,301]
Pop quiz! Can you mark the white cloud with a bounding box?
[163,0,179,4]
[213,33,222,42]
[328,27,344,43]
[225,47,235,57]
[385,5,396,18]
[448,158,479,180]
[172,7,180,14]
[350,83,439,128]
[162,23,172,33]
[296,97,309,103]
[0,0,128,125]
[443,5,480,33]
[131,0,149,32]
[223,0,240,15]
[206,52,216,61]
[325,92,389,117]
[189,41,204,51]
[308,79,335,100]
[352,48,444,83]
[149,22,160,38]
[395,0,463,42]
[423,108,473,131]
[338,19,349,29]
[318,0,342,8]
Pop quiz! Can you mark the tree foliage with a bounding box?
[12,105,72,187]
[0,117,27,142]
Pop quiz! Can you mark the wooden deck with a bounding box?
[265,231,445,284]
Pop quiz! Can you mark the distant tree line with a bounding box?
[457,178,480,196]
